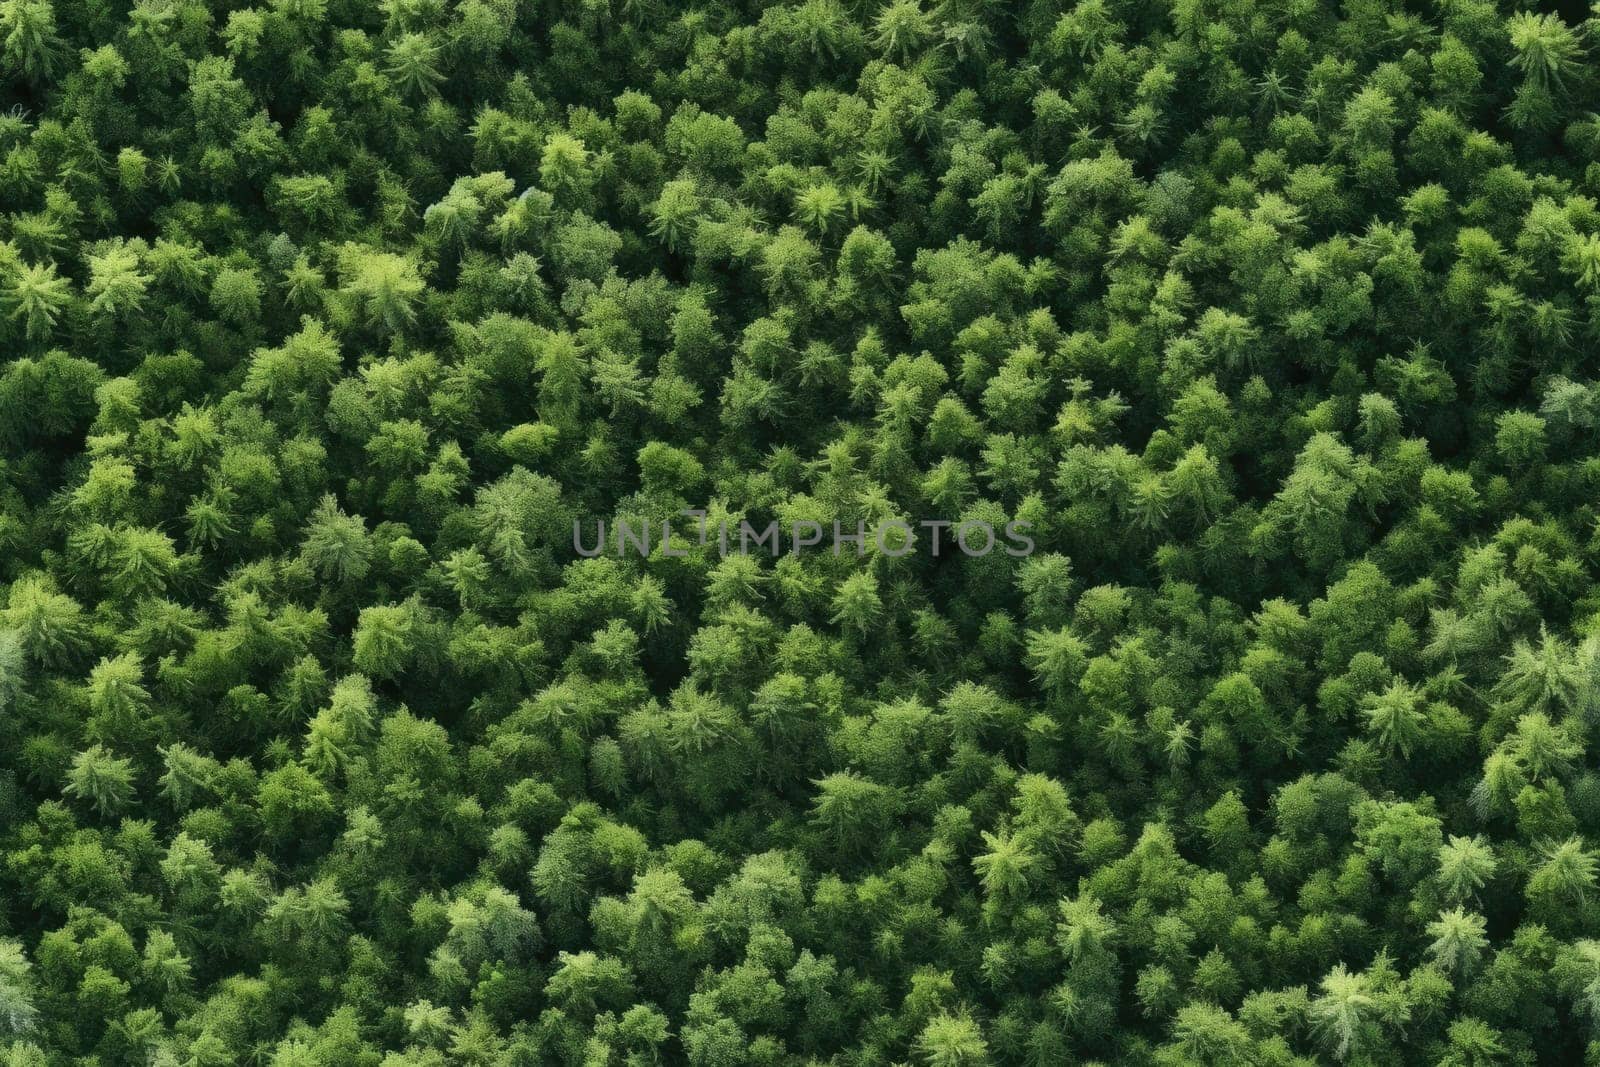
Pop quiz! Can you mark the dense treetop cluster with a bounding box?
[7,0,1600,1062]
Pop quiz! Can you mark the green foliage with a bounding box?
[3,0,1600,1062]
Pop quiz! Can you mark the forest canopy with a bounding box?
[4,0,1600,1063]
